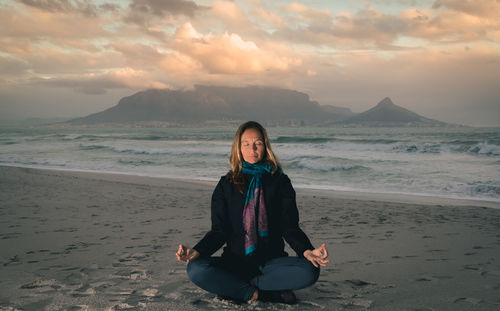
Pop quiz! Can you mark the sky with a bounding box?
[0,0,499,126]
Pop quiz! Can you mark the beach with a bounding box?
[1,165,499,311]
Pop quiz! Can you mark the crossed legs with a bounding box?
[187,256,319,301]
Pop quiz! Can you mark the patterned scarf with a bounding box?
[242,161,273,255]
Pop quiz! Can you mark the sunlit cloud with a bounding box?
[252,7,287,30]
[171,23,301,74]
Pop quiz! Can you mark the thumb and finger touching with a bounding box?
[176,244,200,263]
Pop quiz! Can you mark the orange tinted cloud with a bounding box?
[253,7,287,30]
[0,2,108,39]
[273,1,499,47]
[432,0,500,18]
[172,23,301,74]
[401,7,500,42]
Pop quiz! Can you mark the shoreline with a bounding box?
[2,164,499,209]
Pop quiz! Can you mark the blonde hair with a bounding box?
[227,121,281,192]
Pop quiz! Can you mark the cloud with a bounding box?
[171,23,302,74]
[432,0,500,18]
[0,55,30,76]
[285,2,333,25]
[129,0,202,17]
[253,7,287,30]
[333,9,407,46]
[211,0,245,19]
[401,7,500,43]
[209,0,251,29]
[19,0,101,17]
[124,0,206,30]
[108,43,165,68]
[106,42,205,79]
[273,2,499,48]
[273,7,406,48]
[159,52,202,75]
[200,0,270,40]
[31,68,170,94]
[4,45,122,75]
[0,3,109,40]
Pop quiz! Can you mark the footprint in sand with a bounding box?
[20,279,63,293]
[65,305,89,311]
[415,276,433,282]
[0,232,21,240]
[454,297,482,305]
[341,298,373,309]
[481,270,500,278]
[3,255,21,266]
[432,275,453,280]
[71,285,96,297]
[140,288,159,297]
[427,249,446,253]
[109,302,137,310]
[464,264,481,271]
[345,279,374,288]
[464,251,478,256]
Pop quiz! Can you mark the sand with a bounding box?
[0,165,499,311]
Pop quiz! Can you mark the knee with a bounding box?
[300,260,320,287]
[186,259,208,285]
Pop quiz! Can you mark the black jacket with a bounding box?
[193,171,314,271]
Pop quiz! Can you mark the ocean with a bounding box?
[0,126,499,202]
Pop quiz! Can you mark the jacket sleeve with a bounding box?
[279,174,314,257]
[193,178,229,257]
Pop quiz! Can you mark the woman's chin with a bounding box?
[248,158,263,164]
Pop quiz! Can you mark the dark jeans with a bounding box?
[187,256,320,301]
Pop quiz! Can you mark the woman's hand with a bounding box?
[303,243,330,268]
[176,244,200,263]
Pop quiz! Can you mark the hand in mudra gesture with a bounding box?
[176,244,200,263]
[303,243,330,268]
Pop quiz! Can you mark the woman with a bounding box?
[176,121,329,304]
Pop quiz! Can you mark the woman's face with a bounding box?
[240,128,265,164]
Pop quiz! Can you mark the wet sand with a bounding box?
[1,165,499,311]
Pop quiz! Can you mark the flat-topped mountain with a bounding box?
[70,86,342,125]
[318,105,355,118]
[69,87,451,127]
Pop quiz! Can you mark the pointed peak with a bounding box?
[376,97,395,108]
